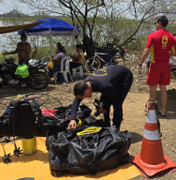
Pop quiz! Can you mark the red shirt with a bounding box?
[146,29,176,63]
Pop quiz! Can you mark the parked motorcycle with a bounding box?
[114,46,133,61]
[0,59,50,90]
[120,46,133,61]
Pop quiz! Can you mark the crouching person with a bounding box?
[68,65,133,131]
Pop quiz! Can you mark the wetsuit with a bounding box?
[70,65,133,130]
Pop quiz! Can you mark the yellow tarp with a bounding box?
[0,21,43,34]
[0,137,141,180]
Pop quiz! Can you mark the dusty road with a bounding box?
[0,58,176,179]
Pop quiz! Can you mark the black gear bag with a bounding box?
[49,125,131,176]
[0,94,94,138]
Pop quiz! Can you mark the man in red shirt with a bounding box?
[137,16,176,117]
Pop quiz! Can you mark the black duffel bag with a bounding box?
[41,103,93,136]
[49,125,131,176]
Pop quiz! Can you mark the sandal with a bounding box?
[158,111,166,117]
[144,107,148,112]
[0,100,9,105]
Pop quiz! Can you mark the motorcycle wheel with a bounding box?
[29,71,49,90]
[110,57,119,65]
[124,51,133,61]
[84,57,101,73]
[112,55,123,63]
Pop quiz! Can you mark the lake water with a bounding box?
[0,20,74,56]
[0,21,57,55]
[0,21,17,53]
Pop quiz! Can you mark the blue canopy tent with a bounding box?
[18,18,81,56]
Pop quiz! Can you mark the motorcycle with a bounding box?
[114,46,133,61]
[120,46,133,61]
[0,58,50,90]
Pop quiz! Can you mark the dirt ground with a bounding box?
[0,57,176,180]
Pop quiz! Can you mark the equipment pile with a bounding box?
[0,93,131,176]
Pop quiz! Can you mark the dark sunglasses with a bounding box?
[154,22,157,25]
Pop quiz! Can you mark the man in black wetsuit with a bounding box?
[68,65,133,130]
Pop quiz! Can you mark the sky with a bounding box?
[0,0,36,15]
[0,0,131,17]
[0,0,62,16]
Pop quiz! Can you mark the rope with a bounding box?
[77,127,102,136]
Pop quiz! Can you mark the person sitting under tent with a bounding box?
[52,42,62,58]
[69,44,84,75]
[48,46,69,80]
[56,42,62,54]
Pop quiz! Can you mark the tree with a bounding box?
[19,0,107,57]
[58,0,107,57]
[18,0,176,54]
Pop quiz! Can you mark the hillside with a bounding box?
[0,9,29,17]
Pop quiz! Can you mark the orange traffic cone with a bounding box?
[132,99,176,177]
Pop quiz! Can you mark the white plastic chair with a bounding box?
[72,65,84,78]
[53,56,73,84]
[41,56,50,62]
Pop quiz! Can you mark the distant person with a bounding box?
[8,57,14,63]
[67,65,133,131]
[170,54,176,63]
[48,46,69,79]
[52,42,62,58]
[3,33,31,65]
[70,44,84,75]
[56,42,62,54]
[137,15,176,117]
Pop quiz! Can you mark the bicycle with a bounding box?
[84,45,118,73]
[84,43,134,72]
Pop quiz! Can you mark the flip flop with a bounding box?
[144,107,148,112]
[158,111,166,117]
[0,100,9,105]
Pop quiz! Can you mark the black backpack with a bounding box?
[0,98,44,138]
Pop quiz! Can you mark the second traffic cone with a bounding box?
[132,99,176,177]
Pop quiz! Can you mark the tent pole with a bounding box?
[50,35,53,57]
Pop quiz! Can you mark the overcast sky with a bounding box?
[0,0,35,15]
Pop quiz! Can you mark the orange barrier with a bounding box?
[0,137,141,180]
[132,99,176,177]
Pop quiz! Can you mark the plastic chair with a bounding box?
[72,65,84,78]
[53,56,73,84]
